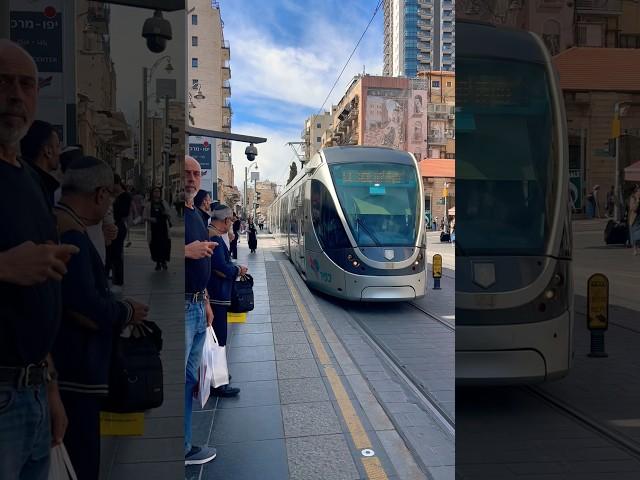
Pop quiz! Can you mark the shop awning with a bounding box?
[625,161,640,183]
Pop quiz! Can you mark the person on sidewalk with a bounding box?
[20,119,61,209]
[184,156,218,465]
[52,156,149,479]
[207,204,248,398]
[247,217,258,253]
[194,189,212,228]
[0,39,80,480]
[145,186,172,271]
[105,175,131,293]
[229,212,241,259]
[628,185,640,256]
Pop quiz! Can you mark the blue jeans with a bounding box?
[185,300,207,455]
[0,383,51,480]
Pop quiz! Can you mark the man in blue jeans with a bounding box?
[184,155,218,465]
[0,40,79,479]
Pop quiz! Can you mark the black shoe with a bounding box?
[162,262,168,270]
[211,384,240,397]
[155,263,161,271]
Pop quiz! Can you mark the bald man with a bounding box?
[184,155,218,465]
[0,39,78,479]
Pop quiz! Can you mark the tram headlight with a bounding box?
[352,259,360,267]
[543,289,556,300]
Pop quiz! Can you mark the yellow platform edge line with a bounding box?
[279,263,389,480]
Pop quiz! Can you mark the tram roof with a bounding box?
[456,20,547,64]
[320,146,415,165]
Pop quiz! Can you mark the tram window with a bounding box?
[311,180,351,249]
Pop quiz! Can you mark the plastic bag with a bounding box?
[48,444,78,480]
[210,328,229,389]
[197,326,216,408]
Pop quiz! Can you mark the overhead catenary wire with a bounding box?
[316,0,384,115]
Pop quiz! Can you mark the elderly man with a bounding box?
[184,155,218,465]
[52,156,149,479]
[0,39,79,480]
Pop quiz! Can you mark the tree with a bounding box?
[287,161,298,185]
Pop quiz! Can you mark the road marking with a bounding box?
[279,262,389,480]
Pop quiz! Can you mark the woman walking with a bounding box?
[145,186,172,270]
[247,218,258,253]
[628,185,640,256]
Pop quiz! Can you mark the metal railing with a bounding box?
[575,0,622,13]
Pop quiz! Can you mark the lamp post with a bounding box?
[141,55,173,190]
[613,102,633,222]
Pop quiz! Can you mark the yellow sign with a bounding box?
[433,254,442,278]
[611,117,621,138]
[443,188,448,197]
[587,273,609,330]
[227,311,247,323]
[100,412,144,436]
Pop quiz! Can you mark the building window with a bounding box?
[446,81,452,87]
[192,58,198,68]
[432,80,440,88]
[192,79,199,89]
[316,137,321,143]
[316,123,321,128]
[192,36,198,47]
[191,14,198,25]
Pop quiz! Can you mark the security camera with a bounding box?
[142,10,172,53]
[245,143,258,161]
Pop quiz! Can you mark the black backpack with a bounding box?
[104,321,163,413]
[230,274,255,313]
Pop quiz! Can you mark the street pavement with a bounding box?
[100,221,184,480]
[189,234,453,480]
[456,218,640,479]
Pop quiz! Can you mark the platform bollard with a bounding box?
[587,273,609,358]
[432,254,442,290]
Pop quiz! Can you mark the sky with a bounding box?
[221,0,384,190]
[108,1,383,192]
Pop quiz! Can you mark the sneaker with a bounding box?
[185,445,217,465]
[211,384,240,397]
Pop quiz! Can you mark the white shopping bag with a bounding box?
[210,328,229,389]
[197,326,216,408]
[48,444,78,480]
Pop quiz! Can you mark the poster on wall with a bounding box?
[364,88,408,150]
[188,136,217,200]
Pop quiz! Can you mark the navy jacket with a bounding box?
[52,210,132,395]
[207,233,239,307]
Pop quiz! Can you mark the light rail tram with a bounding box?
[268,146,426,302]
[456,20,574,383]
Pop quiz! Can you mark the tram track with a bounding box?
[344,302,456,438]
[525,386,640,460]
[409,301,455,331]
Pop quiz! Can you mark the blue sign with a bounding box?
[10,12,63,73]
[189,142,212,169]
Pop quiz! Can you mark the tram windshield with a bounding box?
[456,57,557,256]
[330,162,420,247]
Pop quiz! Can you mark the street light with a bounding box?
[613,101,632,221]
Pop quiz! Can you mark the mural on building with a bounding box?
[364,88,408,150]
[408,89,429,160]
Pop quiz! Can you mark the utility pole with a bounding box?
[253,175,258,222]
[141,67,148,190]
[164,95,170,202]
[244,166,248,218]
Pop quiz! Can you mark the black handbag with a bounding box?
[104,321,164,413]
[229,274,254,313]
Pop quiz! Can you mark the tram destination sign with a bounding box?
[587,273,609,331]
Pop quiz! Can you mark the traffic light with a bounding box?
[170,125,180,145]
[256,192,261,201]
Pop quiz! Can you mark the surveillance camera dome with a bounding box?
[245,143,258,161]
[142,10,172,53]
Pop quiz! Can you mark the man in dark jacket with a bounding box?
[208,204,247,397]
[20,120,61,209]
[105,174,132,292]
[53,156,148,479]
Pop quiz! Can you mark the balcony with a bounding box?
[87,5,110,34]
[418,53,432,62]
[222,117,231,129]
[418,8,433,19]
[222,104,231,118]
[221,60,231,81]
[418,41,431,52]
[575,0,622,14]
[220,140,231,151]
[221,40,230,61]
[418,31,432,41]
[222,79,231,98]
[427,135,448,145]
[442,22,454,33]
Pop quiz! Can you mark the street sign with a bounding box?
[587,273,608,331]
[433,254,442,278]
